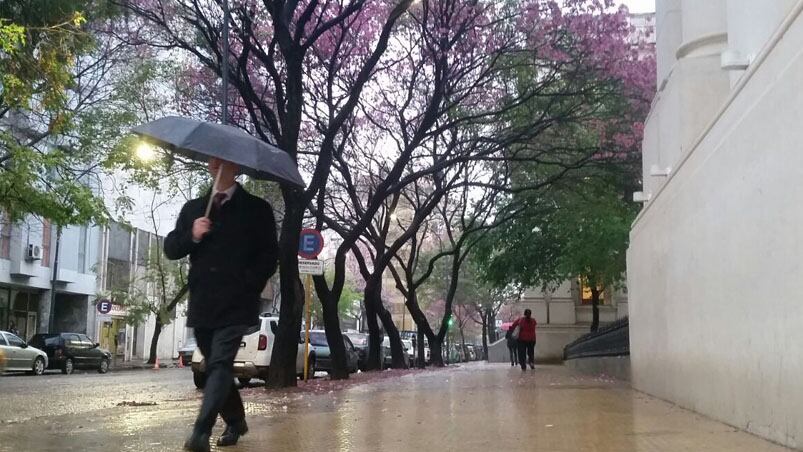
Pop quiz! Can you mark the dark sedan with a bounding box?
[302,331,359,374]
[29,333,112,374]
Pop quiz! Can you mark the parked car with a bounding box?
[0,331,48,375]
[177,336,196,365]
[303,330,359,374]
[442,344,462,363]
[401,339,415,364]
[29,333,111,374]
[409,337,431,366]
[344,332,388,370]
[464,345,476,361]
[382,336,411,368]
[344,332,368,370]
[192,314,313,388]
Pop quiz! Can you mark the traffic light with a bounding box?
[447,316,454,328]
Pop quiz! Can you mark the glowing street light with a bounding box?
[135,142,156,162]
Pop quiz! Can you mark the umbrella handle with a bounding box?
[204,164,224,217]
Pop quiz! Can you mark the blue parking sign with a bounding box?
[298,229,324,259]
[97,299,113,315]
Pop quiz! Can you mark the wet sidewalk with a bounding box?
[0,363,791,451]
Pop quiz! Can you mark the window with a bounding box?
[0,215,11,259]
[308,332,328,346]
[0,333,7,346]
[6,333,25,347]
[137,230,150,267]
[580,279,606,305]
[0,288,8,331]
[78,226,88,273]
[79,334,94,347]
[108,223,131,261]
[106,259,131,292]
[42,220,51,267]
[67,334,82,347]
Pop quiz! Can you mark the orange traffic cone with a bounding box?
[153,356,159,370]
[178,355,185,368]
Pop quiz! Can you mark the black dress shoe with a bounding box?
[217,420,248,447]
[183,432,210,452]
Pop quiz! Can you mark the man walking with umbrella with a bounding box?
[165,156,279,451]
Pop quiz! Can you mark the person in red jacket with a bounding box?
[511,309,537,371]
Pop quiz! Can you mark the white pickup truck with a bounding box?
[191,314,314,388]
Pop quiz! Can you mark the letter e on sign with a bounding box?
[298,229,324,259]
[97,299,113,315]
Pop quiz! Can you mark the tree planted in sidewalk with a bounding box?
[122,0,419,385]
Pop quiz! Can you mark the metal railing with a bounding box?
[563,316,629,360]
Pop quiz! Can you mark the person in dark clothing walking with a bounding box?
[8,321,19,338]
[505,328,518,367]
[510,309,537,371]
[164,157,278,452]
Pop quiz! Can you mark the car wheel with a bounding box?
[237,377,252,385]
[62,358,74,375]
[300,354,316,379]
[193,370,206,389]
[98,358,110,374]
[31,357,45,376]
[308,354,316,378]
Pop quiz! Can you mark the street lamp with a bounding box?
[135,142,157,162]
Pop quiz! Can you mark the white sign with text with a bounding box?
[298,258,324,275]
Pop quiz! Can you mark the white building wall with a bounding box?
[629,2,803,448]
[139,303,190,362]
[725,0,796,86]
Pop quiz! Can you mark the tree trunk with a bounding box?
[267,193,305,389]
[416,329,425,369]
[363,277,383,370]
[404,288,438,366]
[321,291,349,379]
[481,313,488,361]
[146,285,188,365]
[377,306,407,369]
[429,337,444,367]
[459,327,466,362]
[147,317,162,365]
[487,310,497,342]
[590,286,601,332]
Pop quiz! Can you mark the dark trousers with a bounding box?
[508,344,518,365]
[517,340,535,370]
[194,325,247,435]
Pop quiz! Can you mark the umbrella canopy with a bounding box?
[132,116,305,188]
[500,322,514,331]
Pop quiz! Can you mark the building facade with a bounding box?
[0,213,101,341]
[628,1,803,448]
[93,222,192,363]
[513,280,628,362]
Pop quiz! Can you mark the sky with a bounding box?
[621,0,655,13]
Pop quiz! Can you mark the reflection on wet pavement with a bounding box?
[0,364,792,451]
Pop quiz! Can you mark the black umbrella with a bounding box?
[132,116,304,215]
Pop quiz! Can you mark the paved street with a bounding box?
[0,363,791,452]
